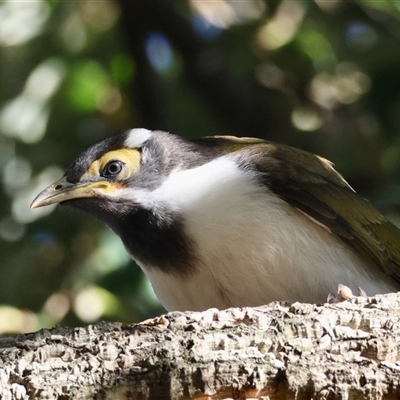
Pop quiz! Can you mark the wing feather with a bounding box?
[236,141,400,282]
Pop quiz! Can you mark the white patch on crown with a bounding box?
[115,156,397,311]
[124,128,153,148]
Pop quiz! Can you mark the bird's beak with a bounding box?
[30,176,112,209]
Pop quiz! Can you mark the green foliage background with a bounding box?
[1,0,400,333]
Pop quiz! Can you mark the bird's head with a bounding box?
[31,129,167,218]
[30,128,219,273]
[30,128,236,217]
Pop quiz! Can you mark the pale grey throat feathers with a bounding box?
[113,133,396,311]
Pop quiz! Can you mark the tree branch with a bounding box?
[1,293,400,399]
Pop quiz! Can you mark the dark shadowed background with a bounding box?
[1,0,400,333]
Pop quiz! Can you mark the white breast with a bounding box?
[132,157,396,311]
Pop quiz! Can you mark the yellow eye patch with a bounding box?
[82,149,141,181]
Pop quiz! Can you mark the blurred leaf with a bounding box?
[296,24,337,69]
[109,54,136,86]
[66,61,110,113]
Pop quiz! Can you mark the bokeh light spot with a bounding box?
[310,63,371,109]
[346,22,378,51]
[190,0,265,29]
[0,217,25,243]
[145,32,174,73]
[110,54,136,86]
[43,292,71,322]
[291,106,324,131]
[0,96,49,144]
[380,146,400,174]
[256,63,285,89]
[67,61,110,113]
[192,15,222,40]
[80,0,120,32]
[74,286,119,323]
[256,1,305,50]
[13,165,64,224]
[0,306,37,334]
[61,13,87,52]
[25,58,66,102]
[90,230,131,275]
[3,156,32,192]
[0,58,65,143]
[297,26,336,68]
[0,0,50,47]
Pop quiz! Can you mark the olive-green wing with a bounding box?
[245,141,400,284]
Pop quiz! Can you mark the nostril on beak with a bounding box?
[54,184,63,190]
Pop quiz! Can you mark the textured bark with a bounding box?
[1,294,400,399]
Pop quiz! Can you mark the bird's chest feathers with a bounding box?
[123,157,394,311]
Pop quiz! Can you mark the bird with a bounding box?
[31,128,400,311]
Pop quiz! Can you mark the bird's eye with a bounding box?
[102,160,124,177]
